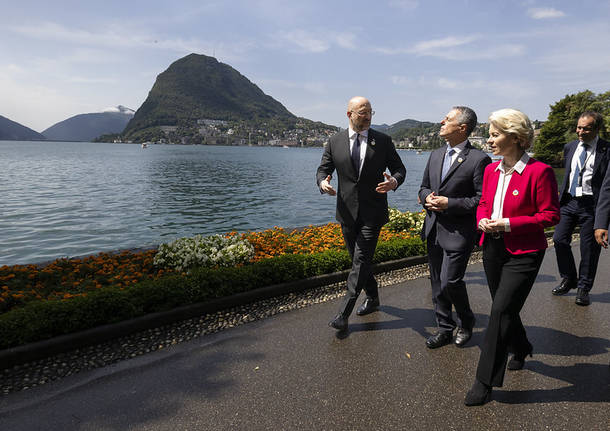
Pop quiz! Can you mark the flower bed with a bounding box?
[0,210,425,348]
[0,250,169,314]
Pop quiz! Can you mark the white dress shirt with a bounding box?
[568,136,597,196]
[490,153,531,232]
[349,127,368,174]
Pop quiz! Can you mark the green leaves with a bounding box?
[534,90,610,165]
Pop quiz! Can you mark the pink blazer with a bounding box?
[477,158,560,254]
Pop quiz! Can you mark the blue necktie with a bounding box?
[351,133,361,173]
[441,148,455,180]
[569,143,589,196]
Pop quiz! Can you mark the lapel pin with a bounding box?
[370,139,376,146]
[512,189,519,196]
[457,157,463,163]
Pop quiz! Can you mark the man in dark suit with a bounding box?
[552,111,610,306]
[594,160,610,249]
[316,96,406,332]
[418,106,491,348]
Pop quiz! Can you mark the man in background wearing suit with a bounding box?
[594,160,610,249]
[419,106,491,348]
[552,111,610,306]
[316,96,406,332]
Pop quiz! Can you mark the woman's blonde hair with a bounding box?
[488,108,534,150]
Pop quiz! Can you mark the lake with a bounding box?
[1,141,431,265]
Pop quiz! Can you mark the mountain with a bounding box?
[42,106,135,142]
[373,118,437,137]
[123,53,297,138]
[0,115,46,141]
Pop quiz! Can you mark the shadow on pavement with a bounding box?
[495,361,610,404]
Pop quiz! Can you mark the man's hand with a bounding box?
[376,172,397,193]
[595,228,609,248]
[320,175,336,196]
[424,191,449,212]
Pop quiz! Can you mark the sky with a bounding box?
[3,0,610,132]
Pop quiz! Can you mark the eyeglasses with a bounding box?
[351,110,375,117]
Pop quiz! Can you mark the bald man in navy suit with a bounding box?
[316,96,406,332]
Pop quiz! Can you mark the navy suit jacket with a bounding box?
[316,128,406,227]
[558,138,610,207]
[418,141,491,251]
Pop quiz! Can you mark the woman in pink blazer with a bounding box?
[465,109,560,406]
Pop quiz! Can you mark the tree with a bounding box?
[534,90,609,165]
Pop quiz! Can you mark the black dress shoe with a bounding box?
[356,297,380,316]
[455,327,473,347]
[552,278,576,296]
[575,288,591,306]
[464,380,492,406]
[329,314,348,331]
[507,346,533,370]
[425,331,453,349]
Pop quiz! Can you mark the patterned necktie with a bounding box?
[351,133,361,173]
[569,143,589,196]
[441,148,455,180]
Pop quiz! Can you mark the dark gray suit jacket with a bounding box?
[418,141,491,251]
[595,158,610,230]
[316,128,406,227]
[558,138,610,207]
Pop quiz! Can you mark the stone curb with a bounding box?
[0,255,428,370]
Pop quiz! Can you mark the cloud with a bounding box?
[0,65,89,131]
[275,30,329,52]
[391,75,413,86]
[274,29,357,53]
[257,78,328,94]
[8,21,252,62]
[68,76,117,84]
[527,8,566,19]
[437,78,458,89]
[410,35,478,54]
[389,0,419,10]
[376,35,524,60]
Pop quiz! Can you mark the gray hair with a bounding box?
[452,106,477,136]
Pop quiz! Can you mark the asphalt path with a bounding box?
[0,244,609,431]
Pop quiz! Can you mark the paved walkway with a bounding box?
[0,244,609,430]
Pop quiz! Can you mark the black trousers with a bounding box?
[553,196,601,291]
[476,236,545,387]
[338,221,381,317]
[427,236,475,333]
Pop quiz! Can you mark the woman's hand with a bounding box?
[479,218,507,233]
[478,218,492,233]
[486,219,507,232]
